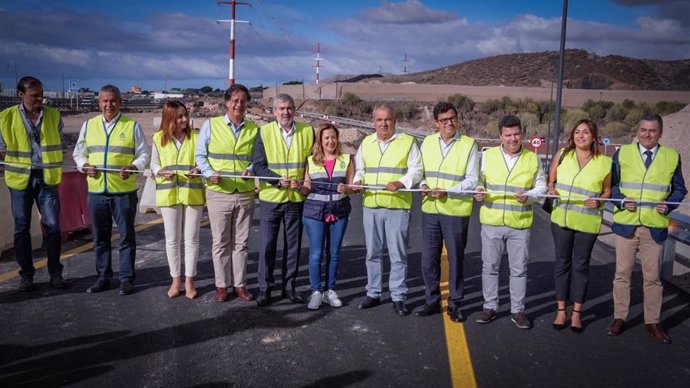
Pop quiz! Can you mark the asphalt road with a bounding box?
[1,196,689,388]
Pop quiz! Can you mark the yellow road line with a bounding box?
[440,245,477,388]
[0,217,172,284]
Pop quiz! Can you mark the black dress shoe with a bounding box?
[282,289,304,304]
[447,306,464,322]
[50,274,70,289]
[86,280,111,293]
[414,304,441,317]
[393,301,409,316]
[256,291,271,307]
[119,281,134,296]
[357,296,381,310]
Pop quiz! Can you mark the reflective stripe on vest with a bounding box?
[153,131,205,206]
[84,114,137,193]
[0,105,62,189]
[613,143,678,228]
[420,133,475,216]
[362,133,415,209]
[258,121,314,203]
[306,154,349,202]
[479,147,538,228]
[550,149,611,233]
[206,117,258,194]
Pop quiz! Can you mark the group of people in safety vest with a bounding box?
[1,76,686,344]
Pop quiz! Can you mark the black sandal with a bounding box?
[571,309,583,333]
[553,307,567,331]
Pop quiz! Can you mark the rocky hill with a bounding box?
[374,49,690,91]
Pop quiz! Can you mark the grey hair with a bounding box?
[372,103,395,118]
[99,84,122,100]
[273,93,295,110]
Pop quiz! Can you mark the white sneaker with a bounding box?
[322,289,343,307]
[308,291,322,310]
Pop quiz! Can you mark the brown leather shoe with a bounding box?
[234,286,254,301]
[645,324,671,344]
[215,287,228,302]
[607,319,625,336]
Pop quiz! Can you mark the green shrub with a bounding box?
[560,109,590,133]
[485,119,500,138]
[518,112,540,134]
[602,121,628,137]
[605,104,626,122]
[396,103,419,121]
[623,108,644,128]
[342,92,362,104]
[622,99,636,110]
[480,99,502,115]
[447,94,475,114]
[654,101,686,116]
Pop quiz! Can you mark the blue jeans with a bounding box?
[9,171,62,278]
[87,192,138,282]
[303,216,349,292]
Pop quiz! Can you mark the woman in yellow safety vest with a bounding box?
[547,119,611,333]
[151,100,205,299]
[299,124,354,310]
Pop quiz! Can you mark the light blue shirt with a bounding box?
[195,114,253,178]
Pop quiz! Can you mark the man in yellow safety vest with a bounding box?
[0,76,68,291]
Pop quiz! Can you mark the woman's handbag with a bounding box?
[542,151,566,214]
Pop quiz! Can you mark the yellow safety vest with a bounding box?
[0,105,62,189]
[153,131,205,206]
[613,144,678,228]
[551,149,611,234]
[258,121,314,203]
[479,146,538,229]
[420,133,475,216]
[362,133,415,210]
[306,154,350,203]
[84,114,138,193]
[205,117,258,194]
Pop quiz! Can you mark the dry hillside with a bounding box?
[375,49,690,91]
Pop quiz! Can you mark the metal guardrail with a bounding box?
[601,201,690,280]
[297,111,428,140]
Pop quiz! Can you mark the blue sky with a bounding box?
[1,0,688,92]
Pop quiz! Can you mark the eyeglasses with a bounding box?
[436,117,458,124]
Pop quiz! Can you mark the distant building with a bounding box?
[130,85,142,94]
[153,92,184,101]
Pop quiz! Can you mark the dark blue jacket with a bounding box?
[611,145,687,243]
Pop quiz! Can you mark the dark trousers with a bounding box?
[9,171,62,278]
[421,212,469,308]
[87,192,138,282]
[551,222,598,304]
[257,201,304,292]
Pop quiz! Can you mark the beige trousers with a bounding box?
[160,205,203,278]
[206,190,255,288]
[613,227,664,324]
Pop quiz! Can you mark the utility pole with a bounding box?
[551,0,568,161]
[217,1,251,86]
[312,42,324,84]
[401,54,409,74]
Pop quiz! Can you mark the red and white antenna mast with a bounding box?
[217,1,251,86]
[312,43,324,84]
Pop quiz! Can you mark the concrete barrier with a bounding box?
[0,178,44,257]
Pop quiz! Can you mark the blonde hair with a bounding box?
[311,124,342,166]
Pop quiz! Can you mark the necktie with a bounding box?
[644,150,653,169]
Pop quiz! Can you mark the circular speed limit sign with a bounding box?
[530,137,542,148]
